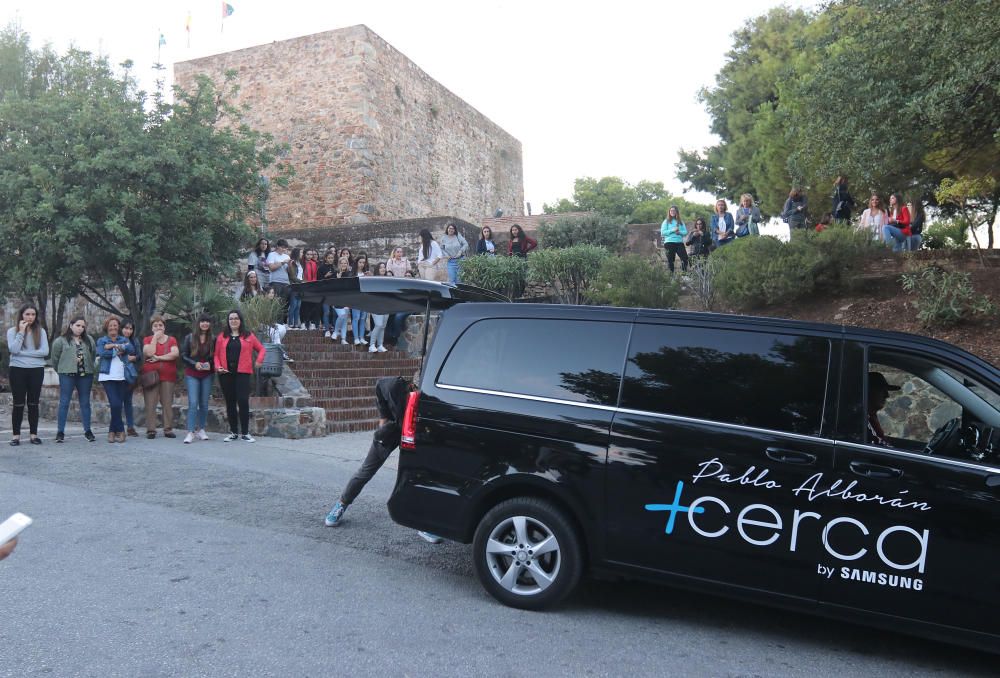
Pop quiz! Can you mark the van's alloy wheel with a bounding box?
[473,497,583,610]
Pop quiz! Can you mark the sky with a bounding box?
[3,0,817,214]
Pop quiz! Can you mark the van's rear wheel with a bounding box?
[472,497,582,609]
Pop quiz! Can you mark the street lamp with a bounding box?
[258,174,270,235]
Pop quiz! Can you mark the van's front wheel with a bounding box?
[472,497,583,609]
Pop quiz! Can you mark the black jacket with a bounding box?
[832,184,856,220]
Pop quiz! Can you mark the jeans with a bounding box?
[9,366,44,436]
[882,225,909,252]
[218,372,251,435]
[340,422,401,505]
[907,234,922,251]
[186,374,213,432]
[322,304,335,332]
[370,314,388,348]
[333,308,349,337]
[123,387,135,428]
[447,257,462,283]
[352,308,368,341]
[287,292,302,327]
[102,379,128,433]
[58,373,93,434]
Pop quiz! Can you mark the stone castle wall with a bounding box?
[174,25,523,232]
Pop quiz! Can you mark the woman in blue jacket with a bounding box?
[660,206,689,273]
[96,316,137,443]
[711,199,735,247]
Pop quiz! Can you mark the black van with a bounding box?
[296,277,1000,652]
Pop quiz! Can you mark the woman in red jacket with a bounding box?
[507,224,537,257]
[882,193,911,252]
[214,310,266,442]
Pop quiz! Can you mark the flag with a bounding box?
[158,32,166,47]
[222,3,234,18]
[185,12,192,33]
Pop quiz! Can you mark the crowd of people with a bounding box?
[659,176,928,272]
[243,222,538,349]
[6,303,266,446]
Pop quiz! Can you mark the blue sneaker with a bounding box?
[324,501,347,527]
[417,530,443,544]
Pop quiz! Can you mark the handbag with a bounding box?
[735,224,750,238]
[140,369,160,390]
[123,360,138,385]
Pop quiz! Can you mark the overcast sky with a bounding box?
[4,0,816,212]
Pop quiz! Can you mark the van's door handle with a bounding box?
[765,448,817,465]
[849,461,903,479]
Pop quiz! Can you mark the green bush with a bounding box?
[458,255,528,299]
[900,266,996,327]
[922,218,970,250]
[537,214,628,251]
[527,244,607,304]
[163,277,237,337]
[588,255,680,309]
[712,227,882,309]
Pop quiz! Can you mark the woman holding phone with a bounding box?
[96,315,137,443]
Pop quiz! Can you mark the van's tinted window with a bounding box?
[621,324,830,435]
[437,319,628,406]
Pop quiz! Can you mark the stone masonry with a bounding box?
[174,24,524,231]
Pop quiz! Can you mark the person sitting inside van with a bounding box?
[867,371,900,447]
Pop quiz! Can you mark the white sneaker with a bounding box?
[241,434,255,443]
[369,344,378,353]
[223,433,239,442]
[377,345,387,353]
[359,338,368,345]
[197,430,209,441]
[324,330,331,338]
[183,432,195,444]
[354,338,362,345]
[309,323,317,330]
[341,338,348,345]
[331,332,339,341]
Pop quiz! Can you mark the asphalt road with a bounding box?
[0,420,995,677]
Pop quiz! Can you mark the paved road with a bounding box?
[0,420,994,677]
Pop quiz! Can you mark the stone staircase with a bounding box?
[282,329,422,434]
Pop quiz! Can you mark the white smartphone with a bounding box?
[0,513,32,544]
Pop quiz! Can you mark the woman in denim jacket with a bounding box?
[96,315,137,443]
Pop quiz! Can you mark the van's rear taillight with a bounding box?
[400,390,420,450]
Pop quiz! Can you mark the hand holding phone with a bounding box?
[0,512,32,551]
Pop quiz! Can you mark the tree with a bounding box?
[0,26,289,333]
[676,7,818,214]
[543,175,711,225]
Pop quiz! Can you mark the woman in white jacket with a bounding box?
[416,228,445,281]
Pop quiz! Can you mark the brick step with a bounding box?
[291,362,420,373]
[293,368,418,379]
[289,348,416,358]
[304,395,374,409]
[319,406,380,421]
[295,384,374,398]
[326,419,379,434]
[300,375,411,388]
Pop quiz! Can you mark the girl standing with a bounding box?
[858,195,887,241]
[317,251,339,338]
[247,238,271,288]
[711,199,736,247]
[440,223,469,283]
[120,320,141,437]
[507,224,537,257]
[181,314,216,444]
[735,194,762,237]
[50,316,97,443]
[660,206,689,273]
[781,189,809,232]
[386,247,411,278]
[832,175,856,222]
[141,315,180,439]
[287,248,303,330]
[351,253,371,345]
[332,257,354,344]
[214,310,266,442]
[476,226,497,256]
[368,263,390,353]
[7,304,49,446]
[417,229,444,280]
[97,316,136,443]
